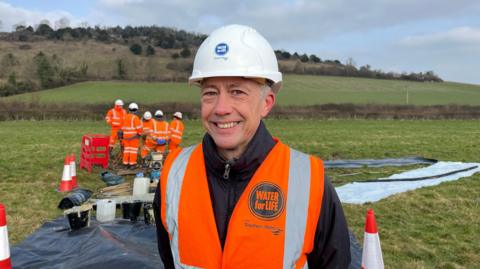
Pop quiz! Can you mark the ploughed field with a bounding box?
[0,119,479,268]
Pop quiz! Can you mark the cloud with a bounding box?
[0,2,79,31]
[401,27,480,48]
[90,0,480,42]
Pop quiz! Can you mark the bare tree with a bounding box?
[79,21,89,28]
[346,57,356,67]
[54,17,70,30]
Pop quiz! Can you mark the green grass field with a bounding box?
[0,119,479,268]
[4,75,480,106]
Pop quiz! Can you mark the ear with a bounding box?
[261,90,276,118]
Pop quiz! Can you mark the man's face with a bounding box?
[201,77,275,159]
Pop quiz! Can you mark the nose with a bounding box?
[213,91,233,116]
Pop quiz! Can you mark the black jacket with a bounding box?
[153,121,351,268]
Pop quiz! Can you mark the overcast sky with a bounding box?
[1,0,479,84]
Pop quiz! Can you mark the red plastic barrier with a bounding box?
[80,134,109,173]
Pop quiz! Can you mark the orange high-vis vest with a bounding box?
[105,107,126,128]
[160,141,324,269]
[169,119,184,145]
[122,114,142,139]
[142,119,155,136]
[146,120,169,145]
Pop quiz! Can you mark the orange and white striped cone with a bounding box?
[0,204,12,269]
[58,155,73,192]
[70,153,78,188]
[361,209,384,269]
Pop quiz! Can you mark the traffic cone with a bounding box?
[70,153,78,188]
[58,155,73,192]
[0,204,12,269]
[361,209,384,269]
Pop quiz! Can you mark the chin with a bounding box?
[211,136,239,151]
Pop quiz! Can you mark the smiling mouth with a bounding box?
[215,121,240,129]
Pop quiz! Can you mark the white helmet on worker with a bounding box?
[189,24,282,93]
[143,111,152,120]
[114,99,124,106]
[173,112,182,119]
[154,110,164,118]
[128,102,138,111]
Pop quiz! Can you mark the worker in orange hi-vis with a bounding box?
[152,110,169,154]
[140,111,155,164]
[105,99,126,156]
[168,111,184,150]
[121,103,143,169]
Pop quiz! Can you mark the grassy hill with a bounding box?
[3,74,480,106]
[0,40,187,82]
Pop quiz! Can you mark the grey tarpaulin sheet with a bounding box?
[324,156,437,168]
[11,217,362,269]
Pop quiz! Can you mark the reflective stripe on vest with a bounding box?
[165,146,197,268]
[163,143,321,268]
[284,148,311,269]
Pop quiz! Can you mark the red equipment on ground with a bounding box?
[80,134,110,173]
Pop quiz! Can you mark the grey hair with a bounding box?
[260,84,273,99]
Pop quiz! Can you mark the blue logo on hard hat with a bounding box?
[215,43,229,56]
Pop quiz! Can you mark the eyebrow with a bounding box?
[201,82,242,89]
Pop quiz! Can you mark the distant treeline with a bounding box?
[276,52,442,83]
[1,22,442,83]
[1,101,478,121]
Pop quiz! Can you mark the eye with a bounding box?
[231,89,246,96]
[201,89,218,97]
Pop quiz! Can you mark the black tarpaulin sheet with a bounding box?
[11,217,362,269]
[324,156,437,168]
[11,217,164,269]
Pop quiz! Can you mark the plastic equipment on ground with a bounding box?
[0,204,12,269]
[361,209,384,269]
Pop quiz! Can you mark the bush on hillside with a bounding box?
[31,51,89,90]
[129,43,142,55]
[300,54,309,63]
[146,45,155,56]
[180,47,191,58]
[115,59,127,79]
[34,52,56,88]
[0,77,36,97]
[35,23,54,36]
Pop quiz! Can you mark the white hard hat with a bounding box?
[114,99,124,106]
[189,24,282,93]
[128,103,138,111]
[143,111,152,120]
[154,110,164,117]
[173,112,182,119]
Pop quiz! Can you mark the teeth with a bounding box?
[217,122,238,129]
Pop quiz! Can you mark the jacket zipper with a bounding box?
[222,160,234,248]
[223,163,232,179]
